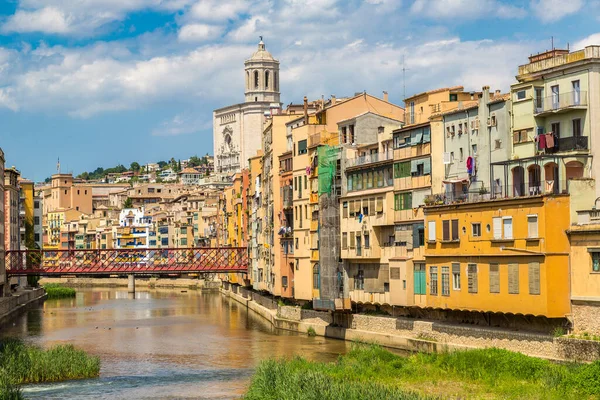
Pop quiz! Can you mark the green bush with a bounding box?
[42,284,76,299]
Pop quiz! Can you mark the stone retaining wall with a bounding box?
[0,288,46,326]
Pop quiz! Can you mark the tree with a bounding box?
[157,161,167,169]
[130,162,140,172]
[123,198,133,208]
[188,156,202,167]
[177,159,182,172]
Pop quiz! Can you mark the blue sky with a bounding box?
[0,0,599,181]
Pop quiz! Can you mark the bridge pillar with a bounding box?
[127,275,135,294]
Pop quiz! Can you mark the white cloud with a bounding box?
[2,7,72,34]
[530,0,584,23]
[188,0,249,21]
[178,24,223,42]
[574,32,600,50]
[410,0,526,19]
[152,112,210,136]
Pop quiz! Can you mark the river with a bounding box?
[1,288,350,399]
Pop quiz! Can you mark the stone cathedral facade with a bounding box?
[213,39,281,175]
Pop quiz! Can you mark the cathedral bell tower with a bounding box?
[244,38,280,103]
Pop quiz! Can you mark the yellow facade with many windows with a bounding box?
[423,194,571,318]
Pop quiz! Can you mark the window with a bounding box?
[472,223,481,237]
[304,175,307,190]
[34,216,40,225]
[341,126,347,143]
[394,161,411,178]
[591,252,600,272]
[282,276,288,287]
[254,70,259,88]
[354,268,364,290]
[573,118,582,137]
[298,139,307,155]
[313,265,320,289]
[503,217,513,239]
[390,267,400,279]
[449,93,458,101]
[459,147,464,161]
[508,263,519,294]
[513,129,530,144]
[181,238,187,246]
[364,233,370,248]
[467,264,478,293]
[343,202,348,218]
[342,232,348,249]
[411,158,431,176]
[265,70,270,89]
[409,101,415,124]
[516,90,526,100]
[414,263,426,295]
[441,266,450,296]
[274,72,278,91]
[472,144,477,155]
[451,219,459,241]
[442,219,458,241]
[494,139,502,149]
[376,197,383,214]
[551,122,560,139]
[394,192,412,210]
[489,263,500,293]
[442,220,450,241]
[527,215,538,238]
[430,266,438,295]
[295,238,298,249]
[450,151,454,162]
[452,263,461,290]
[428,221,436,242]
[572,80,581,105]
[34,201,40,209]
[528,262,540,295]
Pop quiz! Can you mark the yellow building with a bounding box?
[423,194,571,319]
[18,179,34,249]
[45,208,83,248]
[248,151,266,290]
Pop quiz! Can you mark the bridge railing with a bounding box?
[5,248,249,275]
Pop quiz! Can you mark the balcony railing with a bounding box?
[346,150,393,168]
[558,136,588,152]
[534,90,587,114]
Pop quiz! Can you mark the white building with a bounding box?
[180,168,202,185]
[113,208,153,249]
[213,39,281,175]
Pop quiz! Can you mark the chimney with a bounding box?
[482,86,490,104]
[331,94,336,105]
[470,92,475,100]
[303,96,308,124]
[495,89,501,97]
[383,91,389,102]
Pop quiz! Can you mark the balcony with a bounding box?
[308,131,338,148]
[533,91,587,116]
[346,150,393,168]
[558,136,588,152]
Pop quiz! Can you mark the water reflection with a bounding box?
[2,288,349,399]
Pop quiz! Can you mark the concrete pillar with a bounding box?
[128,274,135,294]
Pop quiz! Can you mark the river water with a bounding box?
[1,288,350,399]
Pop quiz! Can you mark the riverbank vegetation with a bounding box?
[42,284,76,299]
[0,338,100,399]
[245,345,600,399]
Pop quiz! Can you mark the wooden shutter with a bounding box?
[442,220,450,241]
[451,219,459,241]
[413,268,422,295]
[493,217,502,239]
[528,262,540,295]
[342,232,348,249]
[349,232,355,248]
[369,198,376,215]
[489,263,500,293]
[376,197,383,213]
[343,202,348,218]
[428,220,436,242]
[503,217,513,239]
[508,263,519,294]
[468,264,478,293]
[390,267,400,280]
[528,215,538,238]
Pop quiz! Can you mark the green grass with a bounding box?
[42,284,76,299]
[245,345,600,400]
[0,338,100,399]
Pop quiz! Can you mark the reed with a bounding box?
[42,284,76,299]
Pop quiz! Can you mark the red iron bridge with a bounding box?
[4,248,249,276]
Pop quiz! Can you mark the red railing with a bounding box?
[5,248,248,276]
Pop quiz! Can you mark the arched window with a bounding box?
[265,70,270,89]
[246,71,249,89]
[254,70,259,89]
[274,72,278,91]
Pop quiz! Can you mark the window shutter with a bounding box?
[468,264,478,293]
[428,221,436,242]
[489,263,500,293]
[443,152,451,164]
[508,263,519,294]
[423,158,431,175]
[412,224,420,248]
[423,127,431,143]
[493,217,502,239]
[342,233,348,249]
[369,198,376,215]
[528,215,538,238]
[513,131,520,144]
[442,220,450,241]
[410,159,418,173]
[528,262,540,295]
[376,197,383,213]
[343,202,348,218]
[451,219,459,241]
[503,217,513,239]
[350,232,355,248]
[390,267,400,280]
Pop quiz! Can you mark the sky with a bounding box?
[1,0,600,181]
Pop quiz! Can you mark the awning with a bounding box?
[442,178,468,184]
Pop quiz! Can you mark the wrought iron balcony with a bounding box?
[346,150,393,168]
[558,136,588,152]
